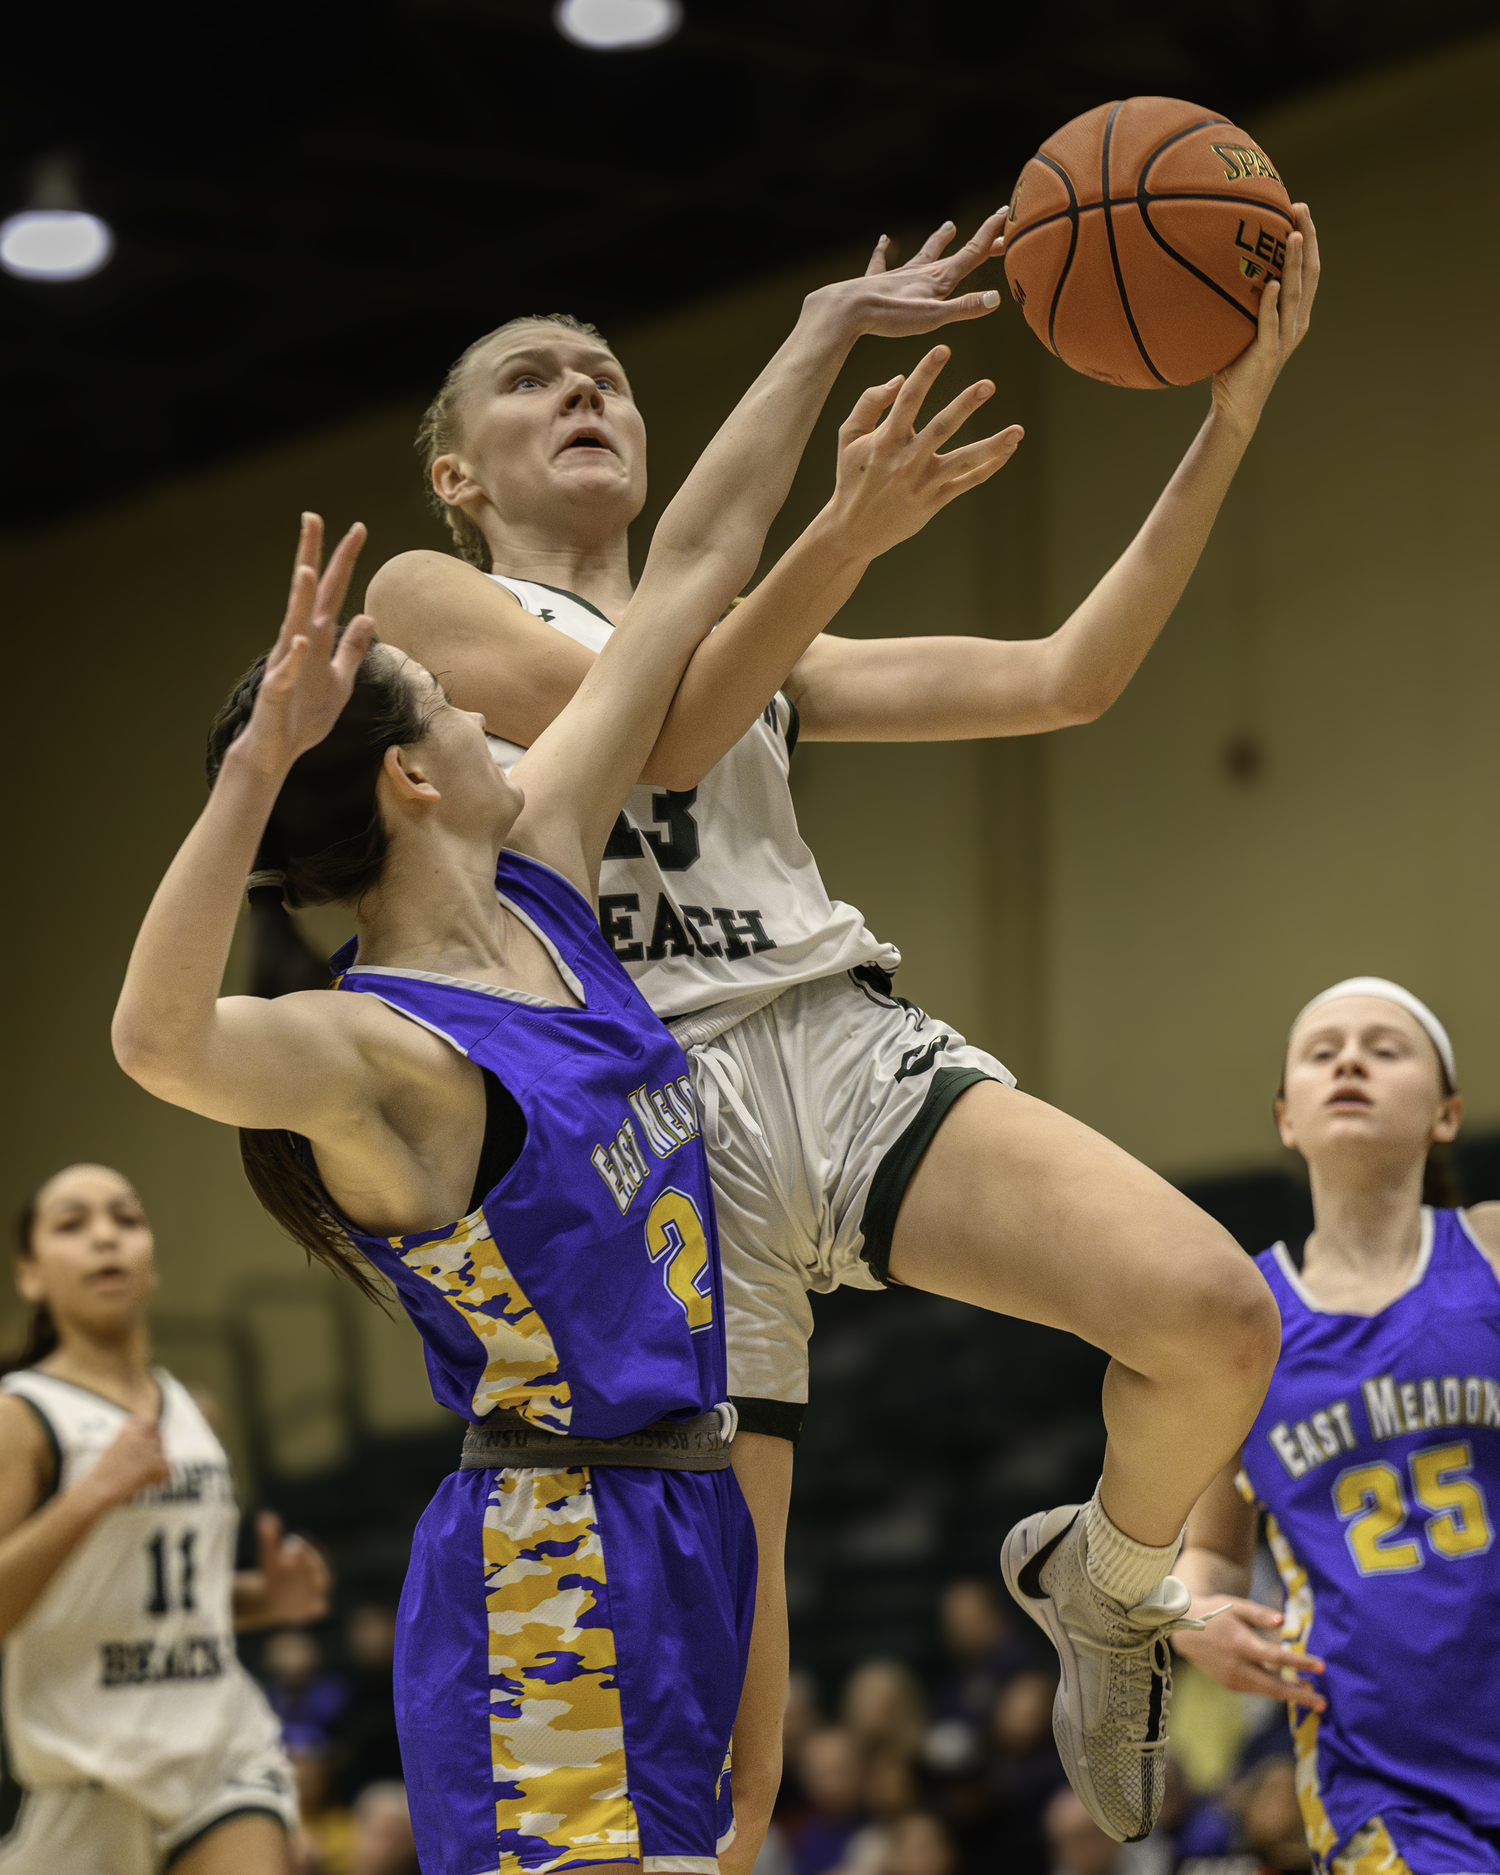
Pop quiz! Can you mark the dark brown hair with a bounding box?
[205,641,442,1303]
[414,312,611,571]
[5,1184,61,1374]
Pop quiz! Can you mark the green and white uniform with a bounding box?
[488,576,1014,1417]
[0,1369,296,1874]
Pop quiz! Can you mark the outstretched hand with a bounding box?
[811,209,1010,339]
[231,513,375,780]
[826,345,1024,556]
[1212,202,1320,432]
[1172,1591,1327,1711]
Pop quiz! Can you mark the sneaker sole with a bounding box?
[1001,1507,1134,1845]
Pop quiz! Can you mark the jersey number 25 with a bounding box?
[1333,1441,1493,1575]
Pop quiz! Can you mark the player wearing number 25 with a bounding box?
[1172,981,1500,1875]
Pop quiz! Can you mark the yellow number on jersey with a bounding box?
[1410,1441,1493,1558]
[1333,1463,1422,1575]
[645,1189,714,1331]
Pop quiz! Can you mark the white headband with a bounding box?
[1291,976,1456,1089]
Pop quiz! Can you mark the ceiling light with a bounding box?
[554,0,681,51]
[0,157,114,283]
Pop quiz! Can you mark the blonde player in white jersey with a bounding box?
[359,209,1320,1852]
[0,1163,330,1874]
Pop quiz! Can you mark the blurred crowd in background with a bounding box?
[245,1601,414,1875]
[757,1576,1308,1875]
[245,1567,1308,1875]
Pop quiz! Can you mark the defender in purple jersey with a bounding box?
[111,264,1022,1875]
[1174,980,1500,1875]
[324,850,753,1873]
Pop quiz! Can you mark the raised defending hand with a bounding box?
[826,345,1024,556]
[234,1510,332,1628]
[1172,1591,1327,1712]
[80,1418,172,1513]
[1211,202,1320,433]
[233,513,375,780]
[811,209,1010,338]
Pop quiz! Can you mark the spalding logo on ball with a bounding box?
[1003,96,1292,388]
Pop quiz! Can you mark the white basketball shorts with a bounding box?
[670,967,1013,1421]
[0,1731,297,1874]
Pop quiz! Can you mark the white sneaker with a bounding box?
[1001,1503,1200,1843]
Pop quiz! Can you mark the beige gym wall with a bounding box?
[4,27,1496,1455]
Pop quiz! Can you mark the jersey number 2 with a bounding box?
[1333,1441,1493,1575]
[145,1529,197,1615]
[645,1190,714,1331]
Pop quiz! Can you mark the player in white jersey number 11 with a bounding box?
[0,1164,329,1875]
[364,207,1319,1850]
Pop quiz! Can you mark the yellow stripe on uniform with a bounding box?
[395,1209,573,1428]
[484,1467,638,1872]
[1262,1510,1339,1864]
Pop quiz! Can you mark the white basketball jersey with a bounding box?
[486,576,899,1020]
[0,1368,280,1821]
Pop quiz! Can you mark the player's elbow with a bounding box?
[643,748,713,792]
[1047,670,1120,727]
[111,1008,190,1103]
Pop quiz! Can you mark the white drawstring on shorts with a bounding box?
[691,1045,767,1153]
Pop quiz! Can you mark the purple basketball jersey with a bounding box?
[326,848,729,1436]
[1241,1208,1500,1874]
[310,850,755,1875]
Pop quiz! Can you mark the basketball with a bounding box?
[1003,97,1293,388]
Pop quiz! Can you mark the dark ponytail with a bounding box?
[205,640,439,1301]
[5,1189,62,1377]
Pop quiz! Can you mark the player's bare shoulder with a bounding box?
[0,1390,59,1533]
[365,549,528,659]
[1462,1201,1500,1282]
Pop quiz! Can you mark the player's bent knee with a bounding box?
[1197,1250,1280,1391]
[1165,1226,1280,1389]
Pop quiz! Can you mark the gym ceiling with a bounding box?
[4,0,1494,526]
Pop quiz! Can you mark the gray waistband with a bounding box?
[668,986,786,1052]
[460,1402,737,1472]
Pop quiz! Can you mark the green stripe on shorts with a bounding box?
[859,1066,999,1284]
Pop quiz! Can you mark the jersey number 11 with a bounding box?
[145,1528,197,1616]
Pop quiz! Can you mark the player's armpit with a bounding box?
[366,550,598,751]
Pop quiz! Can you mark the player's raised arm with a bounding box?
[631,346,1024,789]
[501,218,1018,889]
[364,212,1012,782]
[784,204,1320,745]
[111,518,379,1128]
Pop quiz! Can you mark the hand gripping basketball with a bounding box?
[1210,203,1320,432]
[1004,97,1310,389]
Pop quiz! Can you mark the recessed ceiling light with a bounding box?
[0,209,114,282]
[554,0,682,51]
[1,157,114,283]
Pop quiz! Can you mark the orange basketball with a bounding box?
[1002,97,1293,388]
